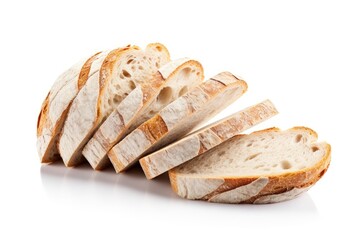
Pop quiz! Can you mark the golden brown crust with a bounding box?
[109,152,126,173]
[169,127,331,203]
[141,162,152,180]
[37,92,50,136]
[169,170,179,194]
[78,52,101,89]
[139,115,168,143]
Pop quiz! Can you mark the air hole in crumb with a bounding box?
[247,143,253,147]
[255,164,264,169]
[149,110,156,116]
[120,74,124,79]
[245,153,261,161]
[281,160,292,170]
[218,151,225,157]
[295,134,303,143]
[115,84,120,90]
[127,59,134,64]
[138,65,144,70]
[312,146,319,152]
[272,164,278,167]
[181,67,191,76]
[157,87,173,105]
[129,80,136,90]
[264,145,269,149]
[263,168,271,171]
[155,46,162,51]
[122,70,131,78]
[196,72,201,76]
[156,62,160,68]
[113,94,121,104]
[179,86,188,97]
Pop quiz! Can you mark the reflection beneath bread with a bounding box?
[40,162,175,203]
[40,162,318,216]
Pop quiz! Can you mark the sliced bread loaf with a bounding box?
[37,51,107,163]
[83,58,204,170]
[108,72,248,173]
[59,43,170,167]
[169,127,331,204]
[140,100,278,179]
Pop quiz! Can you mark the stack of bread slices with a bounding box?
[37,43,331,204]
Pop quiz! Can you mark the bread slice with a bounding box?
[169,127,331,204]
[140,100,278,179]
[59,43,170,167]
[37,51,108,163]
[108,72,248,173]
[83,58,204,170]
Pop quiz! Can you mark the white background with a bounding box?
[1,0,359,239]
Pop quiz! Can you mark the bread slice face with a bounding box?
[59,43,170,167]
[169,127,331,204]
[108,72,248,173]
[36,51,104,163]
[140,100,278,179]
[82,58,204,170]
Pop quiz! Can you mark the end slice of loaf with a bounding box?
[169,127,331,204]
[140,100,278,179]
[59,43,170,167]
[36,51,105,163]
[82,58,204,170]
[108,72,248,173]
